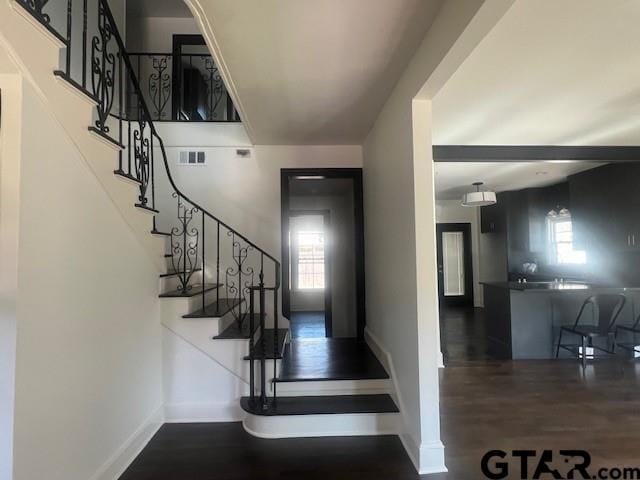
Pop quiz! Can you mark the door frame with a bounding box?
[436,223,474,307]
[288,210,333,337]
[281,168,366,340]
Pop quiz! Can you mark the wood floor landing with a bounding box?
[276,338,390,382]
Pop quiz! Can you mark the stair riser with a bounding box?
[160,289,221,322]
[273,379,392,397]
[242,412,400,439]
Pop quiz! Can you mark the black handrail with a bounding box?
[15,0,280,410]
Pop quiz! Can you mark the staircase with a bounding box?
[6,0,400,439]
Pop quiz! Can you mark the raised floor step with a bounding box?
[240,394,399,416]
[183,298,242,318]
[244,329,289,360]
[159,283,221,298]
[214,315,261,339]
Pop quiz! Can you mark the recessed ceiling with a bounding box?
[192,0,444,144]
[433,0,640,146]
[127,0,191,18]
[434,161,605,201]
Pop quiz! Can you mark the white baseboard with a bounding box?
[365,327,447,475]
[89,404,164,480]
[164,402,245,423]
[399,433,448,475]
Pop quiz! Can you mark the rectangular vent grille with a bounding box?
[179,151,206,165]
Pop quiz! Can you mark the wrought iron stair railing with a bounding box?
[128,52,241,122]
[15,0,279,410]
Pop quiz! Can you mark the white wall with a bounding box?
[127,16,200,51]
[162,328,246,422]
[0,73,21,480]
[362,0,515,474]
[154,123,362,260]
[10,80,163,480]
[435,200,482,307]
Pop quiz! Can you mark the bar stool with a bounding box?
[555,294,626,367]
[616,313,640,356]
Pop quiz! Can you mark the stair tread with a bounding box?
[159,283,221,298]
[135,203,159,214]
[183,298,243,318]
[244,329,289,360]
[160,268,202,278]
[213,315,261,339]
[240,394,399,416]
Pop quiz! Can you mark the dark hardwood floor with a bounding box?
[439,305,494,364]
[425,358,640,478]
[276,337,389,382]
[119,423,420,480]
[289,311,326,339]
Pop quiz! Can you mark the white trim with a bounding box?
[364,327,407,417]
[164,402,245,423]
[274,378,391,396]
[182,0,256,143]
[53,73,97,107]
[438,351,445,368]
[89,404,164,480]
[243,411,399,439]
[365,327,447,475]
[10,0,66,48]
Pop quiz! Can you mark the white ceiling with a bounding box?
[193,0,444,144]
[127,0,191,18]
[433,0,640,146]
[434,161,603,201]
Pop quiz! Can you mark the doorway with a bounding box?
[436,223,474,307]
[281,169,366,340]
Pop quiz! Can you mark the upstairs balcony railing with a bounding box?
[129,52,241,122]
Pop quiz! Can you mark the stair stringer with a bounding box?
[0,1,166,270]
[161,298,284,388]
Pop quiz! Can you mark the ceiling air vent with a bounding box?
[179,151,206,166]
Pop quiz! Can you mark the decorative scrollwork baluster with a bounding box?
[91,2,116,133]
[23,0,51,23]
[204,57,224,120]
[132,111,151,206]
[148,55,171,120]
[225,232,255,326]
[170,194,200,293]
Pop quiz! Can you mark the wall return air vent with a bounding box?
[179,151,206,166]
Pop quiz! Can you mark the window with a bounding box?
[297,231,325,289]
[548,214,587,265]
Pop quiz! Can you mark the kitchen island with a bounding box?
[482,281,640,359]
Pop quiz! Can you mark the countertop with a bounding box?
[481,281,640,292]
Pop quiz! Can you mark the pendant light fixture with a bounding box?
[462,182,497,207]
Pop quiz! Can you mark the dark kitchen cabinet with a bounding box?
[569,164,640,253]
[506,191,529,252]
[480,193,506,233]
